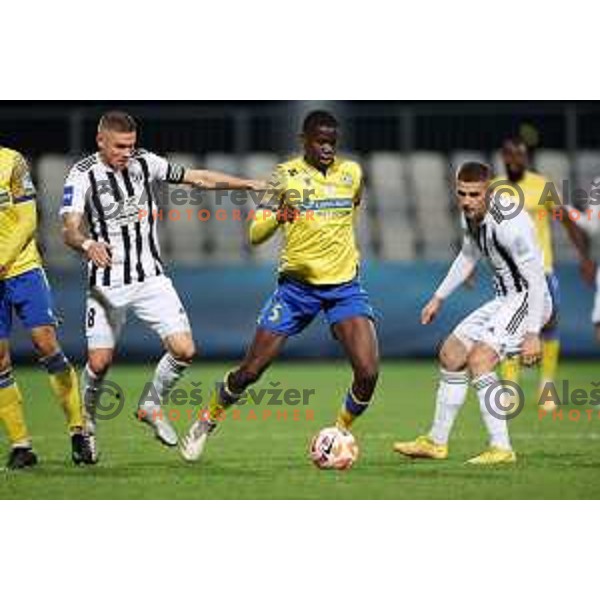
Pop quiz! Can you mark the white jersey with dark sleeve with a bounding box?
[60,150,185,288]
[436,202,551,334]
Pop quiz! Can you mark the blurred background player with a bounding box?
[61,111,264,460]
[180,110,379,461]
[562,190,600,342]
[394,161,553,464]
[494,136,588,406]
[0,145,92,469]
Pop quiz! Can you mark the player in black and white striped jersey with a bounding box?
[394,161,553,465]
[61,111,264,458]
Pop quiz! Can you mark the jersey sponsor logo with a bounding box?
[62,185,74,207]
[301,198,354,211]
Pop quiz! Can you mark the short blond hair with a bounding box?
[98,111,137,133]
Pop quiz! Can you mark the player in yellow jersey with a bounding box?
[0,146,93,468]
[495,137,589,406]
[180,110,379,461]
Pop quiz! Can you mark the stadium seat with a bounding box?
[163,153,205,265]
[379,215,417,261]
[575,151,600,198]
[536,150,570,190]
[240,153,278,181]
[36,154,76,268]
[449,150,488,175]
[204,153,247,263]
[240,153,280,263]
[367,152,411,214]
[490,150,505,178]
[408,152,450,216]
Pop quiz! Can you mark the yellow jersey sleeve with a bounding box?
[11,153,37,202]
[0,149,42,279]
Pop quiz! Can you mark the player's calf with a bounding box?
[395,335,470,455]
[336,365,378,430]
[468,343,513,453]
[179,368,258,462]
[137,335,195,447]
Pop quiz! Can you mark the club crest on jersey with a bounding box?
[22,172,36,195]
[341,173,354,186]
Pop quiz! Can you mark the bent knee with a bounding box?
[170,343,196,364]
[0,353,11,374]
[32,332,60,358]
[438,338,467,372]
[467,344,499,376]
[87,352,113,378]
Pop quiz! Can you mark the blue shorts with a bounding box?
[257,275,376,337]
[0,268,57,339]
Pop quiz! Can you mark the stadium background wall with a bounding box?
[8,263,596,361]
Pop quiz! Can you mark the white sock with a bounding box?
[82,364,105,433]
[429,369,469,445]
[141,353,190,408]
[472,372,512,450]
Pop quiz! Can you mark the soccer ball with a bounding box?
[309,427,359,470]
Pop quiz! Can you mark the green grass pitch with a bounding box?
[1,360,600,499]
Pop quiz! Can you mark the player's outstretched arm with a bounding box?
[61,213,112,268]
[422,242,479,325]
[560,206,597,285]
[183,169,265,190]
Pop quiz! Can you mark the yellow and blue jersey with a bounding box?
[0,147,42,279]
[271,156,363,286]
[255,156,375,336]
[0,147,56,338]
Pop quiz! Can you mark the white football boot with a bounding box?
[136,399,178,447]
[179,419,216,462]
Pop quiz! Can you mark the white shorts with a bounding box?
[592,267,600,324]
[86,275,192,349]
[453,292,553,359]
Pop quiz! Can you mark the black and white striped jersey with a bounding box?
[436,199,550,334]
[60,150,185,288]
[460,202,545,298]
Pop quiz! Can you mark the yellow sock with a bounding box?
[336,389,370,430]
[41,353,84,432]
[336,407,355,430]
[500,357,520,385]
[208,371,240,421]
[0,373,31,446]
[541,339,560,385]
